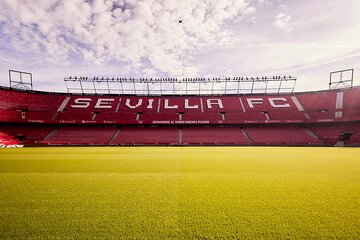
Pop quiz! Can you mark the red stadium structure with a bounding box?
[0,70,359,147]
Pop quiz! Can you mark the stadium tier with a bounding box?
[0,131,22,148]
[0,86,359,146]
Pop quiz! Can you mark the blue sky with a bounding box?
[0,0,359,92]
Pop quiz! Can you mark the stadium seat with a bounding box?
[244,126,323,145]
[110,127,179,145]
[308,123,360,145]
[182,127,250,145]
[40,126,117,145]
[0,124,55,144]
[1,86,360,146]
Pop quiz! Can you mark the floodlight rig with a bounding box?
[64,75,297,96]
[329,69,354,89]
[9,70,33,90]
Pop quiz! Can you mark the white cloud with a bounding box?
[274,13,293,32]
[327,0,335,7]
[243,7,256,16]
[0,0,252,77]
[0,0,360,93]
[257,0,270,4]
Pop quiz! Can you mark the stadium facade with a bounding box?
[0,76,359,146]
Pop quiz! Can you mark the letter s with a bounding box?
[71,98,92,108]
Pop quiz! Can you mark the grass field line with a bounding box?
[0,147,359,239]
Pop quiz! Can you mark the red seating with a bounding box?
[0,132,21,146]
[1,87,360,125]
[0,89,64,111]
[158,97,195,112]
[308,124,360,145]
[0,86,360,146]
[202,97,243,112]
[342,108,360,120]
[110,127,179,145]
[0,89,65,123]
[0,109,22,122]
[41,127,116,145]
[347,135,360,145]
[182,127,250,145]
[244,126,323,145]
[117,97,156,113]
[343,88,360,109]
[0,124,54,144]
[296,91,337,111]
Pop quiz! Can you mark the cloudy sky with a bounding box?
[0,0,359,92]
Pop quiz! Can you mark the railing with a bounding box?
[64,76,297,95]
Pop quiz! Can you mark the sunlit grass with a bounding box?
[0,147,359,239]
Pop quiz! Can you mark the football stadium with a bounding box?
[0,69,359,239]
[1,0,360,239]
[1,69,360,147]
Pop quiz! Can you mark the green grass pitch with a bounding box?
[0,147,359,239]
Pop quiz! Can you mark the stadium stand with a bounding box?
[296,91,337,111]
[342,107,360,121]
[347,134,360,145]
[110,127,179,145]
[0,86,359,146]
[0,124,54,144]
[0,131,22,147]
[182,127,250,145]
[40,126,117,145]
[308,123,360,146]
[0,109,22,122]
[343,87,360,107]
[244,126,323,145]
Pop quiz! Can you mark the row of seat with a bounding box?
[1,87,360,125]
[0,125,54,144]
[38,126,322,145]
[2,124,359,146]
[0,132,21,146]
[2,108,360,124]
